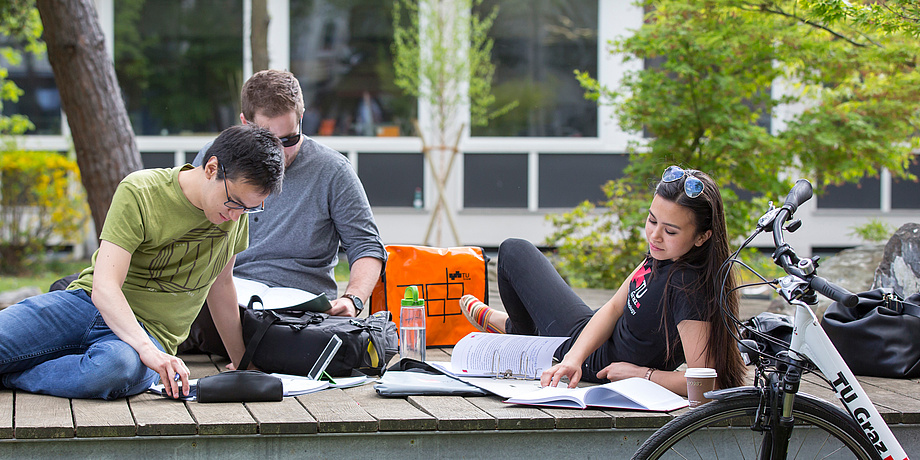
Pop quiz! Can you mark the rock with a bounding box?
[767,297,795,317]
[0,286,42,310]
[812,244,885,319]
[872,223,920,298]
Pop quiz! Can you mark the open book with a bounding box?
[429,332,569,379]
[234,276,331,312]
[504,377,688,411]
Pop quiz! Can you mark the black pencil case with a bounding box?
[196,370,283,403]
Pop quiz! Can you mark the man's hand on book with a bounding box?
[327,297,358,317]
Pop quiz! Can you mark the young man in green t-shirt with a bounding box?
[0,124,284,400]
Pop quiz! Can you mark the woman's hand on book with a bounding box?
[541,359,582,388]
[596,361,645,383]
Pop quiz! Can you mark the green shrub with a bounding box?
[848,219,895,243]
[0,148,89,274]
[544,179,649,289]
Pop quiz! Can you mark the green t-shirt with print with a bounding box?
[69,165,248,355]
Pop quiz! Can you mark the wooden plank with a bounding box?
[0,390,12,439]
[426,348,452,362]
[14,392,74,439]
[607,409,675,429]
[184,353,221,377]
[857,376,920,424]
[206,354,232,372]
[539,407,613,430]
[467,395,555,430]
[408,396,495,431]
[858,382,920,425]
[801,375,903,424]
[799,376,845,408]
[298,388,378,433]
[72,398,135,437]
[247,398,319,435]
[344,383,437,431]
[128,391,197,436]
[181,356,257,436]
[187,401,258,436]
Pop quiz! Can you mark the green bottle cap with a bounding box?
[402,285,425,306]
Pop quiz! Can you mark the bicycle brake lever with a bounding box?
[757,202,781,230]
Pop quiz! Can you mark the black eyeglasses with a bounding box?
[277,120,302,148]
[220,164,264,214]
[661,165,704,198]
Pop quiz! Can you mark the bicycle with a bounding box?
[633,179,910,460]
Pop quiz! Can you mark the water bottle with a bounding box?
[399,285,426,362]
[413,187,424,209]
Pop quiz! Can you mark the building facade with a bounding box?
[4,0,918,256]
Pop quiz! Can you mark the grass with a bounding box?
[0,258,90,293]
[0,258,349,292]
[334,258,351,282]
[0,257,353,294]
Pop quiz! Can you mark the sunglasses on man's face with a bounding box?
[244,117,302,148]
[661,165,704,198]
[277,117,303,148]
[278,127,301,148]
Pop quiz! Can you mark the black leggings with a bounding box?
[497,238,615,382]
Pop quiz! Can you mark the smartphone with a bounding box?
[307,334,343,380]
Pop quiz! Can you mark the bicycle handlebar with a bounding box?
[770,179,859,308]
[783,179,813,214]
[810,275,859,308]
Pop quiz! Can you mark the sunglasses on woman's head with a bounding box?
[662,165,704,198]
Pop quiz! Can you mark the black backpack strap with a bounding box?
[238,311,278,371]
[246,295,263,310]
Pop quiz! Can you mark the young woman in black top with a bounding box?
[461,166,745,396]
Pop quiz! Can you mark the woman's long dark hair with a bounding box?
[652,169,745,389]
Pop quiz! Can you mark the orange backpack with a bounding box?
[370,245,489,347]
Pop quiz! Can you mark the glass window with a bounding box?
[0,38,61,134]
[290,0,416,137]
[473,0,598,137]
[357,153,424,207]
[114,0,243,135]
[141,152,176,169]
[817,176,881,209]
[464,153,528,207]
[538,154,628,208]
[891,159,920,210]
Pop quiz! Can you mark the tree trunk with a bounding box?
[251,0,270,72]
[36,0,143,240]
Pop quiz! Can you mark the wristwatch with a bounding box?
[342,293,364,314]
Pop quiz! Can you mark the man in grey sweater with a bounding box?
[180,69,386,356]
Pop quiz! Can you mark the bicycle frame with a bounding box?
[638,179,912,460]
[788,298,908,460]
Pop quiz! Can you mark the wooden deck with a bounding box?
[2,348,920,458]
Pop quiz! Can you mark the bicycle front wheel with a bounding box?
[634,391,880,460]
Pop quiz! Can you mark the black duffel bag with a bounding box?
[239,308,398,377]
[822,288,920,378]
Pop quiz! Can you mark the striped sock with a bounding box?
[460,295,504,334]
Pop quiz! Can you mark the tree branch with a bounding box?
[741,3,877,48]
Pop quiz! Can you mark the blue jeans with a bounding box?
[0,289,162,400]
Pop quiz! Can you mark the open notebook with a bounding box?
[504,377,688,411]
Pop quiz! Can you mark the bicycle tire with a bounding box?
[633,390,880,460]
